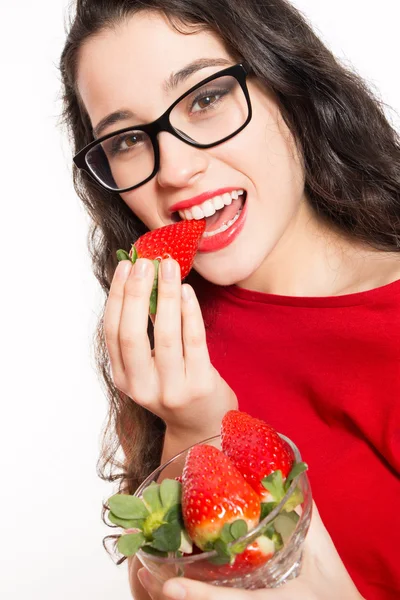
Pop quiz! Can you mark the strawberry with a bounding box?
[185,535,275,580]
[131,219,206,278]
[232,535,275,571]
[214,535,275,577]
[117,219,205,313]
[221,411,295,501]
[181,444,261,551]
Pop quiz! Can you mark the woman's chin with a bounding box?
[192,259,255,288]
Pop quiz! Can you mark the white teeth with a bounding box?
[213,195,224,210]
[223,192,232,206]
[191,205,205,220]
[177,189,245,221]
[202,208,243,238]
[201,200,217,218]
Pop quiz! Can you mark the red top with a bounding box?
[192,274,400,600]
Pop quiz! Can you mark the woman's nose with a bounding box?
[156,131,209,188]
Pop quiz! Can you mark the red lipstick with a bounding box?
[198,193,248,253]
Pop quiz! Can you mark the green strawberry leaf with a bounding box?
[262,523,284,550]
[270,530,284,551]
[284,462,308,489]
[204,541,215,551]
[160,479,182,509]
[164,504,183,526]
[117,532,146,557]
[283,487,304,512]
[116,249,130,262]
[141,545,168,557]
[260,502,277,520]
[209,539,231,565]
[230,520,248,540]
[220,523,235,544]
[108,511,145,530]
[142,483,163,513]
[261,470,285,502]
[264,524,277,539]
[151,522,182,552]
[108,494,149,520]
[274,512,298,544]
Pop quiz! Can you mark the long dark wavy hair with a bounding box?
[60,0,400,498]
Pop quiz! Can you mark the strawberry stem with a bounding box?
[149,260,160,315]
[130,245,138,263]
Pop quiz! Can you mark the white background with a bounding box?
[0,1,399,599]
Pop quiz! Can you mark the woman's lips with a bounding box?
[197,194,248,253]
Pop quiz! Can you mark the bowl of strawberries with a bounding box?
[107,411,312,589]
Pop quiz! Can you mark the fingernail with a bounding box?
[162,259,177,280]
[116,260,132,279]
[134,259,150,278]
[181,284,193,302]
[163,579,187,600]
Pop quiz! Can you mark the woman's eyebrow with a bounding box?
[163,57,232,93]
[93,58,231,138]
[93,110,135,139]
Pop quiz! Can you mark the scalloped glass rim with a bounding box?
[134,433,306,565]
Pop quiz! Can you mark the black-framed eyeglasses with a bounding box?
[73,63,252,192]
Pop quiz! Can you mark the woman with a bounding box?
[60,1,400,599]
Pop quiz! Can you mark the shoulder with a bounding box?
[369,252,400,288]
[340,250,400,299]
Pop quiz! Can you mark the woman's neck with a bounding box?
[237,198,400,297]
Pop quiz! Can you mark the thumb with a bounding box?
[162,578,284,600]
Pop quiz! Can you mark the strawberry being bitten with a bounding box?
[117,219,205,313]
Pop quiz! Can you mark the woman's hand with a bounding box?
[136,503,365,600]
[104,258,237,440]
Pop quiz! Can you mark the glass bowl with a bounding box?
[134,434,312,589]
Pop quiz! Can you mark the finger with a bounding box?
[153,259,185,390]
[137,568,164,599]
[119,259,154,394]
[162,577,269,600]
[181,284,211,374]
[104,260,132,381]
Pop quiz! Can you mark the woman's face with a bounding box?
[77,11,306,286]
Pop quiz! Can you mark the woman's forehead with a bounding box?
[77,11,231,125]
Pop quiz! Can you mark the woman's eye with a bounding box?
[191,93,221,112]
[111,132,144,154]
[121,134,139,148]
